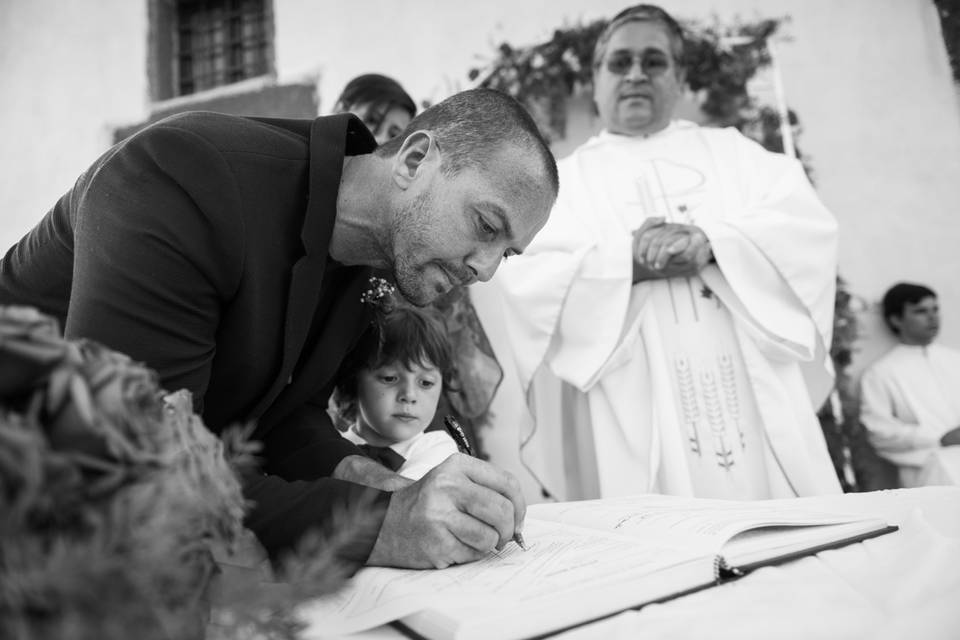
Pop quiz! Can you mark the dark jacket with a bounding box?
[0,110,390,562]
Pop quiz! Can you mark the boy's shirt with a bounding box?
[343,427,458,480]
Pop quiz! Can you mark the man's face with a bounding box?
[593,20,684,136]
[390,145,553,306]
[892,295,940,346]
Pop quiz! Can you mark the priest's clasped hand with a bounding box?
[632,217,713,281]
[366,454,526,569]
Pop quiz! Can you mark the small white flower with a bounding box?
[360,277,396,306]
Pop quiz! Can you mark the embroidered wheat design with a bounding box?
[675,355,701,456]
[718,353,745,451]
[701,369,733,470]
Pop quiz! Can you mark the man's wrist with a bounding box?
[632,260,667,283]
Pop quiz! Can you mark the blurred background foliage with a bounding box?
[934,0,960,84]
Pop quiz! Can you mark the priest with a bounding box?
[495,4,841,500]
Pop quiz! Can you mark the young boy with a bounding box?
[859,282,960,487]
[331,292,459,480]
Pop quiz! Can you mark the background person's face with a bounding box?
[352,102,412,145]
[592,20,684,136]
[892,295,940,346]
[390,146,553,306]
[356,359,443,445]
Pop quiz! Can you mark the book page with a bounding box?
[529,494,888,555]
[299,518,712,640]
[720,519,894,568]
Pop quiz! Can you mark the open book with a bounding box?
[299,494,897,640]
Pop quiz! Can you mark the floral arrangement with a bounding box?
[0,306,245,638]
[0,306,370,639]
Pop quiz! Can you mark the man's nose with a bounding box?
[624,58,647,81]
[466,248,502,283]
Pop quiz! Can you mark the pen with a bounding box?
[443,415,527,551]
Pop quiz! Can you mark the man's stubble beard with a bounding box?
[391,191,436,307]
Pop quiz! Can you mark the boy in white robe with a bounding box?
[859,282,960,487]
[493,4,841,500]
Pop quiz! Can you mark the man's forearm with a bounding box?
[333,455,414,491]
[631,255,712,283]
[242,469,390,565]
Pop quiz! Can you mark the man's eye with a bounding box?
[644,56,669,71]
[419,379,436,389]
[608,55,632,74]
[378,375,398,384]
[478,217,497,237]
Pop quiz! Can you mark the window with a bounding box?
[126,0,313,143]
[150,0,275,101]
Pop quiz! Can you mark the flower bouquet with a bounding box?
[0,306,368,639]
[0,305,249,638]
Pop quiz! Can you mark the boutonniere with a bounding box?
[360,277,396,312]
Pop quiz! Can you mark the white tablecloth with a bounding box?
[325,487,960,640]
[918,447,960,486]
[552,487,960,640]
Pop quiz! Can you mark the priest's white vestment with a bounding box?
[860,343,960,487]
[494,121,842,500]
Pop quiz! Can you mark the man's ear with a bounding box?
[888,313,904,334]
[675,66,687,87]
[392,130,436,190]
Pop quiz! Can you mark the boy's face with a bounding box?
[892,295,940,346]
[355,359,443,445]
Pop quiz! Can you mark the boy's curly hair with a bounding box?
[330,302,458,430]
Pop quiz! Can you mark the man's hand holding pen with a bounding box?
[366,454,527,569]
[444,415,527,551]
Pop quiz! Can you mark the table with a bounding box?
[219,487,960,639]
[322,487,960,640]
[918,446,960,486]
[552,487,960,640]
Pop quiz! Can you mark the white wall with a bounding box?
[274,0,634,110]
[2,0,959,370]
[0,0,149,254]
